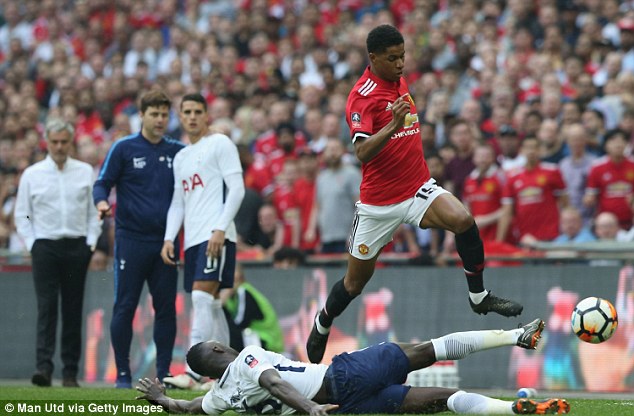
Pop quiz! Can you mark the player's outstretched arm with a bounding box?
[258,369,338,416]
[136,377,204,414]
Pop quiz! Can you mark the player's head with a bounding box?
[366,25,405,82]
[180,93,207,111]
[187,341,239,378]
[179,93,208,139]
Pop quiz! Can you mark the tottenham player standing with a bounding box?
[93,90,185,388]
[161,93,245,390]
[306,25,523,364]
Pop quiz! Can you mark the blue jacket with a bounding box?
[93,133,185,242]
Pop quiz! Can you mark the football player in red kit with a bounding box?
[306,24,523,364]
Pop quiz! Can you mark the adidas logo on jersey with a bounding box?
[385,102,393,111]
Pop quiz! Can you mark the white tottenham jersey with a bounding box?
[202,346,328,415]
[170,134,242,249]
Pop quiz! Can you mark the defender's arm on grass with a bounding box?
[258,369,338,416]
[136,378,204,414]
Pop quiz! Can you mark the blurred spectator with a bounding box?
[462,143,505,243]
[498,136,568,245]
[294,149,319,254]
[496,125,526,171]
[238,203,284,258]
[580,108,607,156]
[559,124,597,225]
[443,118,477,199]
[306,138,360,254]
[594,211,622,240]
[270,158,300,249]
[272,246,306,269]
[553,207,596,244]
[584,129,634,229]
[538,118,569,163]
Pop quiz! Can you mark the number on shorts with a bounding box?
[415,184,434,200]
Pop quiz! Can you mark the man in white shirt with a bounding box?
[137,319,571,415]
[14,118,101,387]
[161,93,245,390]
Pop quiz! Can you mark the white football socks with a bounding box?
[188,290,215,378]
[448,391,514,414]
[431,328,524,361]
[210,298,230,346]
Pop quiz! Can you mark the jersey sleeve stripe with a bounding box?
[97,134,136,180]
[358,80,377,96]
[352,132,370,143]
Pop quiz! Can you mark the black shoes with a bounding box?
[306,321,330,364]
[62,377,80,387]
[31,371,51,387]
[470,291,523,317]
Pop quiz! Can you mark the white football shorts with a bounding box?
[348,178,449,260]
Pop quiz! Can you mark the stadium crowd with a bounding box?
[2,0,634,269]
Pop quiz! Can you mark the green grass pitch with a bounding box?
[1,386,633,415]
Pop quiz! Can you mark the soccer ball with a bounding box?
[570,297,618,344]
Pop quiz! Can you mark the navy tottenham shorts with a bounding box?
[325,342,411,414]
[183,240,236,292]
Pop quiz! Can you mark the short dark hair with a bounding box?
[140,89,171,113]
[603,128,627,144]
[447,118,469,135]
[585,108,605,122]
[181,93,207,111]
[366,24,404,54]
[275,122,296,136]
[186,342,207,375]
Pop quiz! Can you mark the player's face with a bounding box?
[369,44,405,83]
[179,100,208,139]
[46,130,73,167]
[140,105,170,141]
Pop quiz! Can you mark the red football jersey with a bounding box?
[346,67,429,205]
[586,156,634,228]
[502,163,567,241]
[463,167,505,241]
[271,183,299,247]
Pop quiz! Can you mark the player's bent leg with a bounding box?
[400,319,545,372]
[307,253,379,363]
[420,194,523,318]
